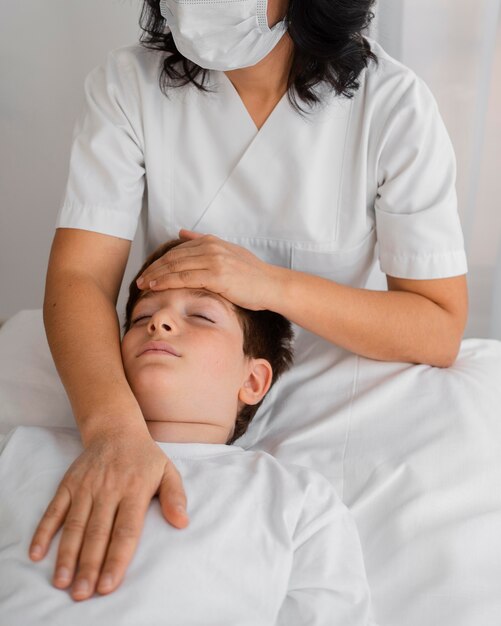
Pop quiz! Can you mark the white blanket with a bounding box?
[1,309,501,625]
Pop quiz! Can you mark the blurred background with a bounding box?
[1,0,500,338]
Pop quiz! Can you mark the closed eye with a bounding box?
[131,314,215,324]
[191,314,215,323]
[132,315,149,324]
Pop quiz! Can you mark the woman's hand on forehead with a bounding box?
[136,229,281,312]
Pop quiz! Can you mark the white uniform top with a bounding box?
[55,36,467,283]
[0,426,377,626]
[53,38,469,497]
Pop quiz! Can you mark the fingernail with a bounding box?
[73,579,89,595]
[99,573,113,591]
[149,280,157,287]
[56,567,71,583]
[30,544,42,558]
[176,504,187,515]
[136,277,144,286]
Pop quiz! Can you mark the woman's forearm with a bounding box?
[43,271,149,446]
[267,267,460,368]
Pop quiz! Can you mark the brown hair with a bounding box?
[122,239,295,445]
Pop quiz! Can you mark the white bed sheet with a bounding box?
[1,309,500,625]
[343,341,501,625]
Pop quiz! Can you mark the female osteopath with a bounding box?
[32,0,468,602]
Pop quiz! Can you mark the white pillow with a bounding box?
[0,309,74,435]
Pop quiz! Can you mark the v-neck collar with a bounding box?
[215,70,289,135]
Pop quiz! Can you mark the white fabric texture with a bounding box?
[0,311,73,433]
[0,425,376,626]
[1,310,501,625]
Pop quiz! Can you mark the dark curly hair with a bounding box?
[138,0,378,116]
[122,239,295,445]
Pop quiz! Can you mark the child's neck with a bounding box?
[145,419,231,444]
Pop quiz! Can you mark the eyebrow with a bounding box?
[135,288,235,313]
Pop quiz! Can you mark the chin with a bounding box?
[127,369,177,396]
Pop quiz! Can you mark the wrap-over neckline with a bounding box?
[214,70,289,135]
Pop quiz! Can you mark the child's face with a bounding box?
[121,287,265,442]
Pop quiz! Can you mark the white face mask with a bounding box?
[159,0,289,71]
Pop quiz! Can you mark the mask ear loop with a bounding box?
[159,0,174,22]
[256,0,290,33]
[256,0,269,31]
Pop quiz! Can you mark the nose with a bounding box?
[148,309,175,334]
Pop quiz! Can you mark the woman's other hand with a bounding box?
[135,229,280,311]
[29,426,188,601]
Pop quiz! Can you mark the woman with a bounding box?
[30,0,468,603]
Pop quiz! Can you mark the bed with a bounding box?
[1,308,500,625]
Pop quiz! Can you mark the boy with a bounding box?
[0,239,377,625]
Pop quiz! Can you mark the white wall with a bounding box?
[0,0,146,325]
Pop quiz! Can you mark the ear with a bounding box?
[238,358,273,406]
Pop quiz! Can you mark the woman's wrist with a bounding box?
[262,264,294,314]
[78,403,151,449]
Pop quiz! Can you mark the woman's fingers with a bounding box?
[29,484,72,565]
[144,269,213,292]
[138,251,208,288]
[69,496,119,600]
[95,494,151,596]
[137,239,205,284]
[157,459,190,529]
[136,240,232,291]
[136,233,246,287]
[178,228,204,240]
[134,232,274,310]
[141,253,273,312]
[94,461,190,596]
[52,489,93,591]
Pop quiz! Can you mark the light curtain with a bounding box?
[370,0,501,339]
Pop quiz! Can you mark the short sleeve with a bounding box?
[55,50,145,240]
[374,75,468,279]
[277,468,377,625]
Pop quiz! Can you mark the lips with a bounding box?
[137,341,180,358]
